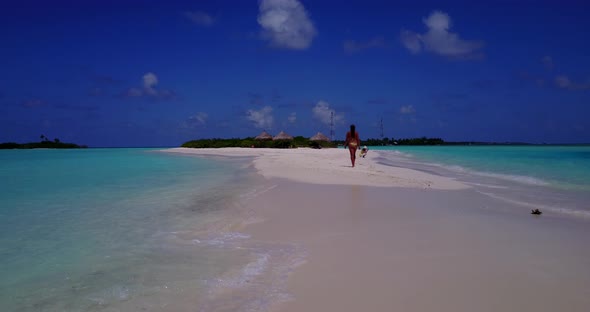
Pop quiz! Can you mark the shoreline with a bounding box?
[164,147,590,311]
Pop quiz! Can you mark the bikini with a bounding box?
[348,132,359,148]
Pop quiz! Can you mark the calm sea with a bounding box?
[0,148,298,312]
[372,145,590,218]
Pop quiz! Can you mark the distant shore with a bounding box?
[179,137,590,149]
[165,147,590,312]
[0,141,87,149]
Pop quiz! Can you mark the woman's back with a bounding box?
[345,124,360,167]
[346,131,359,147]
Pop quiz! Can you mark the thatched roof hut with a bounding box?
[255,130,273,140]
[310,132,330,142]
[273,131,294,141]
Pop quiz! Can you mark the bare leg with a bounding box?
[348,147,356,167]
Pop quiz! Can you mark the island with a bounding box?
[181,135,533,149]
[0,135,87,149]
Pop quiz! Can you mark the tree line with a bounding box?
[181,136,451,148]
[0,134,87,149]
[333,137,446,146]
[182,137,336,149]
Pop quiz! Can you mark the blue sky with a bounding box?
[1,0,589,147]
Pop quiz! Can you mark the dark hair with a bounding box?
[350,124,356,137]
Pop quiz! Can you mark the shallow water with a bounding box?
[371,145,590,190]
[0,148,303,311]
[373,146,590,219]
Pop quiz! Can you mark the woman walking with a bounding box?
[344,124,360,167]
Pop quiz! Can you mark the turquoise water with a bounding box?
[371,145,590,218]
[0,148,290,311]
[371,145,590,190]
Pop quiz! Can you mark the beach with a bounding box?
[167,147,590,312]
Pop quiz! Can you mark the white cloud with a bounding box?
[181,112,209,129]
[401,11,484,59]
[143,72,158,89]
[247,106,274,129]
[288,112,297,123]
[312,101,343,126]
[192,112,208,126]
[184,11,215,26]
[123,72,175,99]
[400,105,416,114]
[555,75,590,90]
[143,72,158,95]
[400,30,422,54]
[257,0,317,50]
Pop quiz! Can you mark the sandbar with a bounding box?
[165,147,590,312]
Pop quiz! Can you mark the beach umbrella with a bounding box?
[255,130,273,140]
[310,132,330,142]
[273,131,294,141]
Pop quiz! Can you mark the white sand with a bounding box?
[164,147,590,312]
[245,182,590,312]
[166,147,467,190]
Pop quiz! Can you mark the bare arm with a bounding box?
[344,132,350,148]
